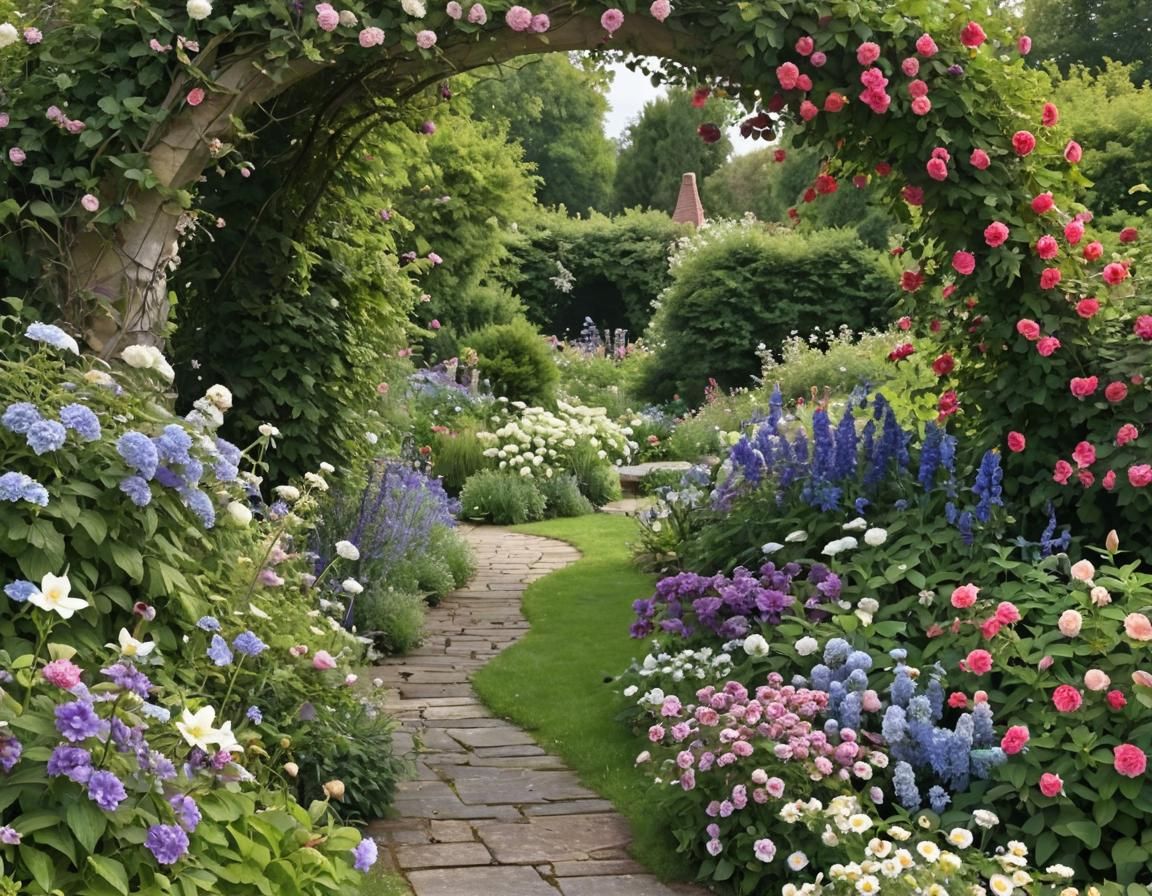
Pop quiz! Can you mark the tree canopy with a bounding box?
[1021,0,1152,85]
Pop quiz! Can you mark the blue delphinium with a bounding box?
[971,450,1004,523]
[59,404,101,441]
[892,760,921,810]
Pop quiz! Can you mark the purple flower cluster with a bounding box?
[630,561,840,641]
[0,734,22,772]
[145,824,189,864]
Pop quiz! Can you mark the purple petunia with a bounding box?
[55,701,102,742]
[87,770,127,811]
[145,824,189,865]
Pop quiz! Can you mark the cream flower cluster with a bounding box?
[478,399,635,478]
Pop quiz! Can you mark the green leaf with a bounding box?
[27,201,59,223]
[22,845,56,892]
[1054,819,1101,849]
[88,855,130,895]
[66,799,108,853]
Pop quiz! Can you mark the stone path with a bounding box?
[366,527,708,896]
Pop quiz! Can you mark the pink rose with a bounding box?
[1052,684,1082,712]
[600,8,624,33]
[446,1,463,18]
[926,157,948,181]
[952,251,975,275]
[7,147,26,166]
[429,319,441,330]
[1075,298,1099,318]
[1064,140,1083,163]
[1084,669,1111,691]
[980,617,1001,639]
[1136,315,1152,340]
[1036,336,1061,357]
[901,57,919,76]
[1058,609,1083,637]
[1107,690,1127,710]
[1070,559,1095,581]
[823,92,847,112]
[799,100,818,121]
[856,42,881,66]
[1001,725,1029,754]
[795,35,814,55]
[1102,262,1129,285]
[776,62,800,90]
[810,51,827,67]
[1130,465,1152,488]
[951,583,980,609]
[1018,35,1032,54]
[1071,441,1096,468]
[903,185,924,206]
[1064,219,1085,245]
[416,29,438,47]
[315,3,339,31]
[1015,318,1040,340]
[915,33,938,56]
[964,649,992,675]
[530,13,549,32]
[1069,376,1098,399]
[1105,381,1128,403]
[996,601,1021,624]
[1039,268,1061,289]
[1038,773,1063,797]
[910,96,932,116]
[1119,226,1139,243]
[186,87,206,106]
[1083,241,1103,261]
[312,650,337,669]
[985,221,1010,248]
[1125,613,1152,640]
[1013,131,1037,156]
[1053,460,1074,485]
[1035,235,1059,259]
[969,148,990,170]
[359,26,385,47]
[1007,431,1026,453]
[1031,192,1055,214]
[1116,424,1139,447]
[467,3,487,23]
[649,0,671,21]
[1041,102,1059,127]
[505,5,532,30]
[23,27,43,44]
[1103,469,1117,490]
[80,194,100,213]
[1114,744,1147,777]
[960,21,986,47]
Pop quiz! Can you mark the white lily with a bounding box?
[117,627,156,658]
[177,706,218,751]
[28,573,88,620]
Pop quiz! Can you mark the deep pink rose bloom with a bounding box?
[964,649,992,675]
[1007,431,1026,453]
[996,602,1022,624]
[1018,35,1032,54]
[1053,460,1074,485]
[1038,773,1063,797]
[985,221,1010,247]
[1069,376,1098,399]
[1041,102,1059,127]
[810,51,827,66]
[1114,744,1148,777]
[1064,140,1082,163]
[901,57,919,76]
[1135,316,1152,340]
[1071,441,1096,468]
[1052,684,1082,712]
[1116,424,1140,447]
[856,41,880,66]
[1064,219,1085,245]
[799,100,818,121]
[795,35,814,55]
[1107,690,1127,710]
[960,21,986,47]
[1035,235,1059,259]
[1119,226,1139,243]
[43,659,83,689]
[969,148,990,170]
[186,88,206,106]
[1039,268,1061,289]
[1015,318,1040,340]
[951,583,979,608]
[1102,262,1129,285]
[776,61,800,90]
[1012,130,1037,156]
[1031,192,1054,213]
[951,251,975,275]
[910,96,931,116]
[1130,465,1152,489]
[1105,382,1128,403]
[1036,336,1061,357]
[1083,241,1103,261]
[926,158,948,181]
[915,33,938,56]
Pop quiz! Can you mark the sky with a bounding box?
[602,59,756,156]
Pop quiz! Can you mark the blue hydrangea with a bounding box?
[182,458,204,486]
[927,785,950,814]
[196,616,220,632]
[823,638,851,667]
[214,438,242,466]
[182,489,215,529]
[155,424,193,466]
[154,466,183,489]
[351,838,378,872]
[26,419,67,455]
[207,635,232,666]
[24,322,79,354]
[4,580,38,603]
[59,404,102,441]
[245,706,263,724]
[1,403,41,434]
[117,432,159,479]
[0,472,49,506]
[118,476,152,508]
[213,459,239,482]
[233,631,267,657]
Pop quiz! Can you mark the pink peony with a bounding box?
[1083,241,1103,261]
[1114,744,1147,777]
[1084,669,1111,691]
[1031,192,1055,214]
[1064,140,1082,163]
[952,251,975,275]
[1069,376,1098,399]
[856,42,881,66]
[1036,336,1061,357]
[915,33,938,56]
[1012,130,1037,156]
[80,194,100,213]
[600,8,624,33]
[1035,235,1059,259]
[358,26,385,47]
[312,650,338,670]
[1102,262,1129,285]
[969,148,990,170]
[985,221,1010,247]
[42,658,83,689]
[1052,684,1082,712]
[1058,608,1082,637]
[315,3,339,31]
[504,5,532,30]
[1075,298,1099,318]
[1130,465,1152,488]
[1107,690,1127,710]
[1039,267,1061,290]
[467,3,487,23]
[964,649,992,675]
[649,0,671,22]
[1136,315,1152,340]
[1015,318,1040,340]
[959,21,986,47]
[1001,725,1029,754]
[1041,101,1059,127]
[1038,773,1063,797]
[1007,431,1026,453]
[1116,424,1140,447]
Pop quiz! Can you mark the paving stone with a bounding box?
[547,859,648,877]
[476,814,631,864]
[523,799,616,816]
[390,796,523,821]
[446,726,539,749]
[394,841,493,870]
[429,820,475,843]
[558,875,696,895]
[407,866,557,896]
[450,768,597,805]
[472,744,548,758]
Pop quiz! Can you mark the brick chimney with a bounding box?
[671,172,705,227]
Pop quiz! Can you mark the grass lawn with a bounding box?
[470,514,694,880]
[358,871,412,895]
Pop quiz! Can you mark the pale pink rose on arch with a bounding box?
[504,5,532,30]
[467,3,487,23]
[600,8,624,33]
[415,29,437,47]
[446,1,463,18]
[649,0,671,22]
[358,26,384,47]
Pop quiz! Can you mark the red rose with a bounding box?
[1083,241,1103,261]
[1064,140,1082,163]
[1069,376,1098,398]
[926,158,948,181]
[952,251,975,275]
[1119,227,1139,243]
[802,187,817,203]
[1064,220,1085,245]
[900,271,924,292]
[1036,336,1061,357]
[1015,319,1041,341]
[930,318,942,331]
[1072,441,1096,468]
[887,342,916,362]
[1107,690,1127,710]
[852,175,868,189]
[697,123,722,144]
[984,221,1009,247]
[932,353,955,376]
[1001,725,1029,754]
[903,185,925,206]
[875,161,892,176]
[815,174,838,194]
[1039,773,1064,797]
[1053,460,1074,485]
[1114,744,1147,777]
[1105,381,1128,403]
[1041,102,1059,127]
[1040,268,1062,290]
[1052,684,1082,712]
[691,87,711,108]
[1031,192,1055,214]
[1035,235,1059,259]
[1102,262,1129,285]
[937,390,959,418]
[1136,316,1152,340]
[959,21,986,47]
[1075,298,1099,318]
[787,207,798,220]
[969,148,990,170]
[1012,130,1037,156]
[773,149,787,163]
[1007,431,1026,453]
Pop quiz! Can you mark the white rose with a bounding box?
[187,0,213,18]
[742,634,770,657]
[401,0,426,15]
[335,541,360,561]
[842,517,868,531]
[342,578,364,595]
[120,344,155,369]
[258,423,281,438]
[226,501,252,526]
[273,485,300,502]
[795,636,819,657]
[0,23,18,48]
[864,527,888,546]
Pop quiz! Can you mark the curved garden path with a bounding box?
[367,526,708,896]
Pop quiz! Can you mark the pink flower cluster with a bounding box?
[504,5,550,32]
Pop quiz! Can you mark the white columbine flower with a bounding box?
[342,578,364,595]
[117,627,157,658]
[29,573,88,619]
[794,636,819,657]
[187,0,213,18]
[177,706,219,751]
[863,527,888,546]
[842,517,868,531]
[258,423,281,438]
[784,530,808,543]
[742,634,770,658]
[335,541,360,561]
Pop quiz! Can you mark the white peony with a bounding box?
[226,501,252,526]
[863,527,888,546]
[335,540,360,561]
[794,636,819,656]
[842,517,868,531]
[401,0,426,15]
[187,0,213,19]
[0,22,18,48]
[204,384,232,410]
[742,634,770,657]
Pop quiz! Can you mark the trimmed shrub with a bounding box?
[470,318,559,406]
[567,443,622,507]
[357,588,426,654]
[431,524,476,588]
[459,469,547,524]
[540,473,596,518]
[431,426,487,494]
